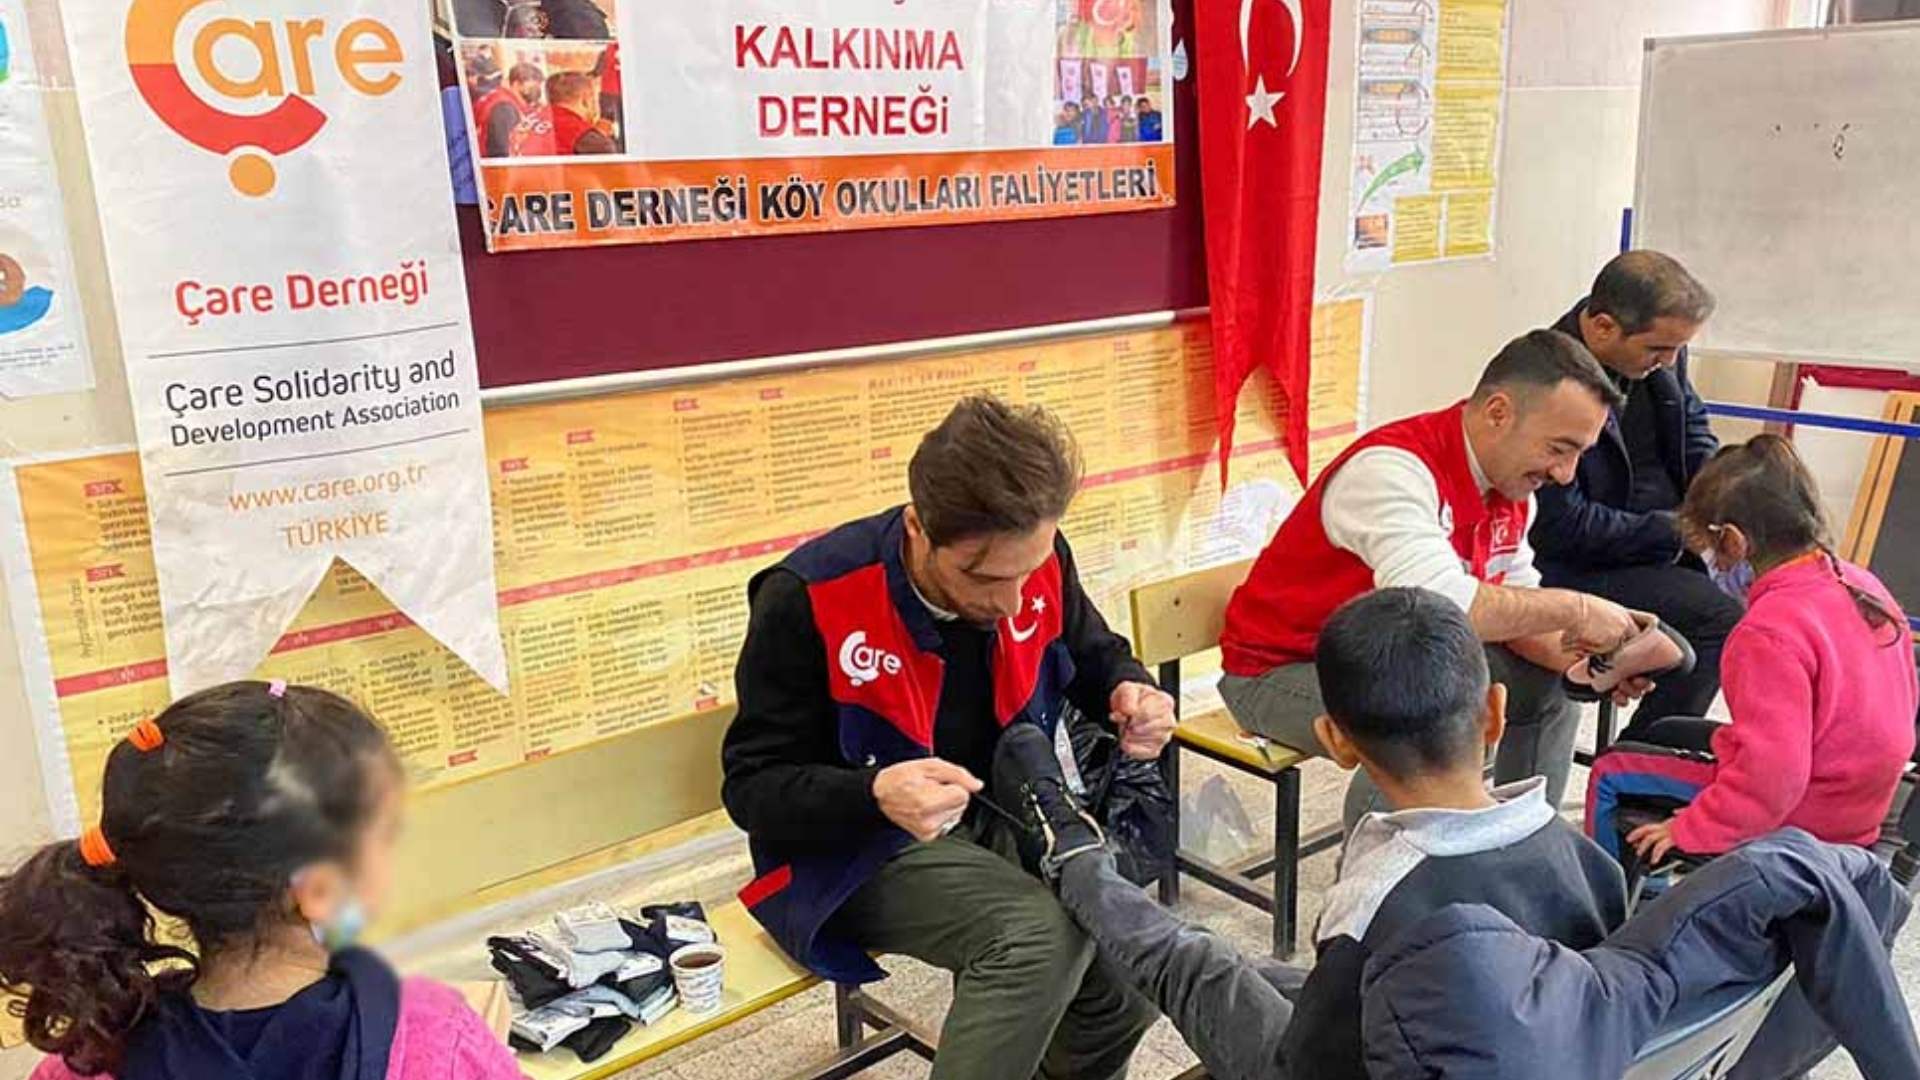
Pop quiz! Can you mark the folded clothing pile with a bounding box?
[489,900,716,1063]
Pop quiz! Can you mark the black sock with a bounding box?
[562,1015,634,1063]
[488,935,572,1008]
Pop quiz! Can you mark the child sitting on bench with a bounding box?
[992,587,1629,1080]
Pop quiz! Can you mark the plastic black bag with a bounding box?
[1064,705,1175,886]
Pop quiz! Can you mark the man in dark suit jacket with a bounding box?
[1532,251,1745,738]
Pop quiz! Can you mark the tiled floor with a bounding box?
[598,711,1913,1080]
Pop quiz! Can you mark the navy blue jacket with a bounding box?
[1360,829,1919,1080]
[1531,301,1719,575]
[725,507,1147,983]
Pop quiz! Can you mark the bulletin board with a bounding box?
[1,303,1367,837]
[451,0,1207,388]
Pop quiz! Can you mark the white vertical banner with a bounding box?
[0,0,93,398]
[61,0,507,695]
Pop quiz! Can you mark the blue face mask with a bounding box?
[310,892,368,953]
[1707,554,1754,601]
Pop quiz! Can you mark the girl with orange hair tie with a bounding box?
[0,680,522,1080]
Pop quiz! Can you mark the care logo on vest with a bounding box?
[125,0,406,197]
[838,630,902,687]
[1438,500,1455,534]
[1490,514,1517,551]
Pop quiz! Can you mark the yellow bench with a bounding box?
[506,902,935,1080]
[514,903,814,1080]
[392,705,936,1080]
[1130,560,1337,959]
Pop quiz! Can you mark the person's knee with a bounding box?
[970,895,1094,985]
[1497,668,1573,730]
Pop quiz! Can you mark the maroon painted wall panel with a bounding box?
[459,0,1206,389]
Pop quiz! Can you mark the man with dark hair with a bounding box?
[475,62,545,159]
[1136,96,1163,142]
[991,587,1629,1080]
[543,0,612,39]
[1079,93,1108,143]
[1221,330,1678,831]
[1535,250,1743,738]
[723,395,1170,1080]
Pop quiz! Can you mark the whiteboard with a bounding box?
[1634,23,1920,371]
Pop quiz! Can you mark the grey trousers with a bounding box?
[1056,848,1306,1080]
[1219,645,1580,831]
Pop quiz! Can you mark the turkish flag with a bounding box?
[1197,0,1331,485]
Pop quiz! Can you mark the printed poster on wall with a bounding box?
[1345,0,1509,273]
[59,0,507,696]
[447,0,1178,250]
[0,0,93,399]
[0,305,1369,830]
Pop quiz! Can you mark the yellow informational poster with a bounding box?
[1442,190,1496,258]
[1347,0,1510,273]
[1390,194,1444,264]
[2,306,1368,831]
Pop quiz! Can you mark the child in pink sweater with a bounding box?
[0,681,524,1080]
[1629,436,1917,863]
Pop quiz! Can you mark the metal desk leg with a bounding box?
[1272,767,1300,960]
[1158,658,1183,907]
[1158,743,1182,906]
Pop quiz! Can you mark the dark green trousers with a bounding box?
[833,822,1158,1080]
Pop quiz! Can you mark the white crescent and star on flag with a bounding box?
[1241,0,1304,129]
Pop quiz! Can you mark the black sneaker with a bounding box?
[991,722,1106,880]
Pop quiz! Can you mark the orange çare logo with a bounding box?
[124,0,404,197]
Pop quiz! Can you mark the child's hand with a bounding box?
[1611,675,1656,706]
[1626,819,1678,864]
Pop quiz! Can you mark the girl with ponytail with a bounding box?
[0,680,522,1080]
[1627,435,1918,864]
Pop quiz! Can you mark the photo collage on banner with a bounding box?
[445,0,1177,249]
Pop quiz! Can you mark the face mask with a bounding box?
[1705,551,1754,601]
[310,892,368,953]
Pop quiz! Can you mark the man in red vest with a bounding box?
[546,71,617,155]
[724,396,1171,1080]
[474,62,544,159]
[1221,329,1656,830]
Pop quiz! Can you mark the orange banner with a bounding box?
[452,0,1178,251]
[479,145,1176,251]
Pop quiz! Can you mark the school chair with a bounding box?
[1128,560,1340,960]
[1622,968,1796,1080]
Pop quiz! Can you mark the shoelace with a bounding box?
[972,790,1031,834]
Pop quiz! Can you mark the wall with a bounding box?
[0,0,1793,1070]
[0,0,126,868]
[1319,0,1792,425]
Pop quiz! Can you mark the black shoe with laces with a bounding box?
[991,722,1107,880]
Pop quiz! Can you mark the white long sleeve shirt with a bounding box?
[1319,444,1542,614]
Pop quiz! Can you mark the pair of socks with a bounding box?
[508,1013,633,1063]
[488,934,572,1009]
[621,901,714,959]
[554,901,631,954]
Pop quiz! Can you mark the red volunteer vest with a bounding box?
[1219,401,1530,674]
[805,556,1067,749]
